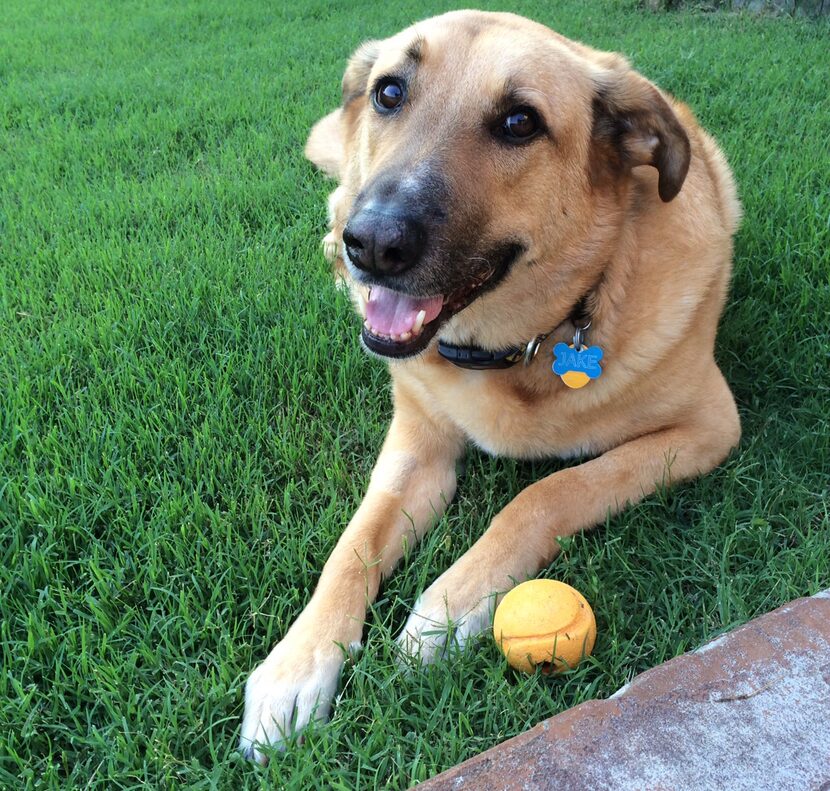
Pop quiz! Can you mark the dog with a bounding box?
[240,10,741,762]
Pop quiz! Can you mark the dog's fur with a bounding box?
[241,10,741,761]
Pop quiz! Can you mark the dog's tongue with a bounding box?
[365,286,443,336]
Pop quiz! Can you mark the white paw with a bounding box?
[239,639,353,764]
[396,584,496,665]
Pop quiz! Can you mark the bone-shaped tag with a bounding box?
[552,343,603,389]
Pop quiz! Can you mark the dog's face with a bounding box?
[307,11,690,359]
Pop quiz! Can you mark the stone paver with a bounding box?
[418,590,830,791]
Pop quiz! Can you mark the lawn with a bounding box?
[1,0,828,788]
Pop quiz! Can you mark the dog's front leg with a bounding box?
[398,397,740,663]
[240,386,463,762]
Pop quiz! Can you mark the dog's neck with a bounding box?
[437,294,594,371]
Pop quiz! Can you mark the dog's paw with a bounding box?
[239,638,350,764]
[395,579,496,665]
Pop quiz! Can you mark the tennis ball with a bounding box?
[493,579,596,674]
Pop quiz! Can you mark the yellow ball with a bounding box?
[493,580,596,674]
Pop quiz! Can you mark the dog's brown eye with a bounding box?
[374,79,405,112]
[499,107,541,142]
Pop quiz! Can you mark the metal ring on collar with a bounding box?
[523,335,545,366]
[573,321,591,352]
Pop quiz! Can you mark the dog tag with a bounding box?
[552,343,603,389]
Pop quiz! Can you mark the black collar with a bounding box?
[436,341,527,369]
[437,296,591,371]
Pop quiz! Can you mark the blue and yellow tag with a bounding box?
[552,343,603,389]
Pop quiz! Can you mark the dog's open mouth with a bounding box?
[361,286,475,359]
[356,243,523,359]
[360,287,444,357]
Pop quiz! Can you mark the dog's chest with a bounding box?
[400,361,603,460]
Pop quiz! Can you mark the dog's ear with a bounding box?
[305,41,381,179]
[340,40,381,106]
[591,68,691,202]
[305,109,344,178]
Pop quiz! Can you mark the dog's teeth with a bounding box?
[364,319,371,330]
[357,292,367,319]
[390,333,400,341]
[400,331,412,341]
[413,310,426,335]
[369,325,388,339]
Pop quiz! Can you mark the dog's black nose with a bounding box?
[343,210,426,276]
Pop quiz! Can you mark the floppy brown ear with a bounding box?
[304,40,381,179]
[591,69,691,202]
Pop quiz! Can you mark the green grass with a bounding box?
[1,0,827,788]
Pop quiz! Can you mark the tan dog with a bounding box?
[240,10,741,762]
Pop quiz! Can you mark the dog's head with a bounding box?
[305,11,690,359]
